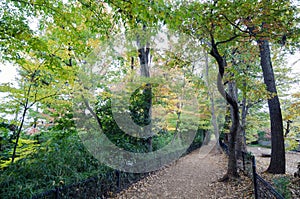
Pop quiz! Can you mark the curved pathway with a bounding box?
[111,147,253,199]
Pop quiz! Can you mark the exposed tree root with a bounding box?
[218,173,240,182]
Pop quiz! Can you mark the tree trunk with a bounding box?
[228,81,246,157]
[11,84,32,163]
[240,92,248,151]
[284,120,292,137]
[222,106,231,145]
[258,38,285,174]
[11,107,28,163]
[137,26,152,152]
[204,50,221,152]
[210,42,239,179]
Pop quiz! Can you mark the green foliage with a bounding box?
[0,112,205,198]
[129,85,153,127]
[0,138,39,169]
[95,91,178,153]
[152,130,173,150]
[273,176,292,199]
[245,108,270,144]
[282,92,300,150]
[257,131,266,141]
[0,130,107,199]
[190,128,205,148]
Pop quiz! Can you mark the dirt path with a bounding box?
[110,146,299,198]
[111,147,253,199]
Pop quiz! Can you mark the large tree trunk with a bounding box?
[210,42,240,179]
[258,38,285,174]
[137,27,152,152]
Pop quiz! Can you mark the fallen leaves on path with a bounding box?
[110,149,254,199]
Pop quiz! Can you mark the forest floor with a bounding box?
[111,146,300,199]
[247,146,299,174]
[248,146,300,198]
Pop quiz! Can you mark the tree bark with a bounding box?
[228,81,246,157]
[258,38,285,174]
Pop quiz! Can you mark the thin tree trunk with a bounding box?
[258,38,285,174]
[11,84,32,163]
[204,50,221,152]
[240,93,248,152]
[284,120,291,137]
[172,108,182,145]
[11,106,28,163]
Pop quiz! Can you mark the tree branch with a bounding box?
[216,34,240,46]
[28,93,58,108]
[81,94,103,129]
[222,15,249,34]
